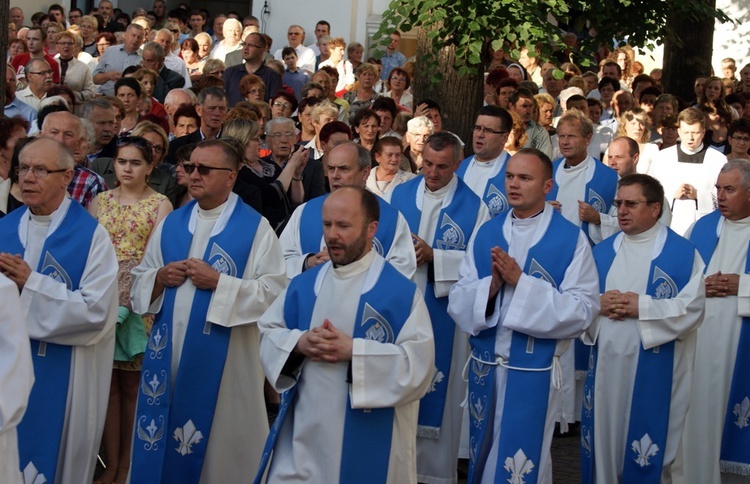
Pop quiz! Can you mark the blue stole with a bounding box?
[0,201,97,482]
[131,196,260,484]
[254,256,417,484]
[582,226,694,484]
[689,210,750,475]
[466,208,579,484]
[456,152,511,218]
[299,193,399,257]
[390,176,482,437]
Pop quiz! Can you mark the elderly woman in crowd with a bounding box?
[352,108,381,152]
[95,32,117,59]
[345,63,380,123]
[202,58,225,78]
[172,105,200,139]
[270,91,298,120]
[181,38,204,81]
[404,115,435,173]
[303,100,339,158]
[239,74,267,103]
[366,136,416,200]
[115,77,142,135]
[385,67,413,111]
[0,117,29,215]
[298,97,323,145]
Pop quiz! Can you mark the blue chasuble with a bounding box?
[466,208,579,484]
[131,196,261,484]
[689,210,750,476]
[299,193,398,257]
[390,175,483,437]
[582,226,694,484]
[254,256,417,484]
[0,201,97,482]
[456,153,511,218]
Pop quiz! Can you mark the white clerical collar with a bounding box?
[19,197,72,247]
[726,214,750,227]
[332,247,376,277]
[188,192,238,236]
[623,221,660,244]
[563,156,591,171]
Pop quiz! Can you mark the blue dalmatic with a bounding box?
[689,210,750,476]
[390,176,483,437]
[254,256,417,484]
[131,195,260,484]
[456,152,511,218]
[299,193,399,257]
[583,225,694,484]
[466,207,580,484]
[0,200,97,482]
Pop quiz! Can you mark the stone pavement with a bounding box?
[552,430,582,483]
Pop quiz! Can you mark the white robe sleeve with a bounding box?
[279,204,310,279]
[385,212,418,279]
[589,205,619,244]
[130,219,167,315]
[350,291,435,408]
[433,204,490,297]
[738,274,750,317]
[637,251,705,349]
[447,237,497,337]
[207,218,287,327]
[0,276,33,434]
[258,287,306,392]
[21,224,118,346]
[502,231,600,340]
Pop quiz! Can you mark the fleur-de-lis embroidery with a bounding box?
[581,427,592,457]
[174,419,204,456]
[23,461,47,484]
[733,396,750,429]
[137,415,165,451]
[503,448,535,484]
[148,324,168,359]
[469,393,486,428]
[141,370,167,405]
[428,370,445,393]
[469,436,478,463]
[471,351,491,384]
[632,433,659,467]
[582,388,593,415]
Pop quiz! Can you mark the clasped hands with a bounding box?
[705,271,739,298]
[489,247,522,298]
[295,319,353,363]
[157,258,220,291]
[600,290,639,320]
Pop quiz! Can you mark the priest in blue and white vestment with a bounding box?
[681,160,750,484]
[129,140,286,483]
[0,274,34,483]
[456,105,513,219]
[448,148,599,484]
[390,132,490,483]
[580,174,704,484]
[0,138,118,484]
[279,142,416,279]
[257,187,435,483]
[547,110,618,430]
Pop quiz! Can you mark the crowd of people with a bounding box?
[2,1,750,483]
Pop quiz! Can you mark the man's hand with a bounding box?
[306,248,330,269]
[600,289,622,318]
[493,246,522,287]
[705,271,740,297]
[294,319,353,362]
[578,201,601,225]
[412,233,433,266]
[675,183,697,200]
[186,258,220,290]
[0,253,31,291]
[488,249,504,300]
[288,146,310,177]
[548,200,562,212]
[156,260,189,287]
[604,291,639,320]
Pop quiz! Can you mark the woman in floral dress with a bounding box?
[88,136,172,484]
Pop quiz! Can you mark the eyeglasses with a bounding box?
[170,29,180,34]
[272,101,292,109]
[731,135,750,143]
[612,199,654,209]
[473,125,507,135]
[17,165,69,178]
[28,70,54,76]
[269,132,296,140]
[56,41,75,46]
[181,163,234,175]
[245,43,263,49]
[206,70,224,76]
[117,135,153,152]
[288,32,301,36]
[409,132,430,140]
[247,88,265,95]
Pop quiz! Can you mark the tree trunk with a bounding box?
[662,0,715,106]
[413,27,484,156]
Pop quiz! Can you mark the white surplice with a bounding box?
[649,144,726,235]
[681,216,750,484]
[447,204,599,483]
[279,196,417,279]
[258,250,435,483]
[583,223,705,483]
[130,193,287,483]
[17,197,118,484]
[408,177,490,484]
[0,274,34,484]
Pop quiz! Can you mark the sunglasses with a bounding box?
[117,136,153,151]
[181,163,233,175]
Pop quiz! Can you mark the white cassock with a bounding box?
[130,195,287,482]
[411,178,490,484]
[447,205,599,483]
[583,223,705,483]
[365,168,417,201]
[589,195,672,243]
[649,144,726,235]
[258,250,435,483]
[18,197,118,484]
[460,151,508,200]
[681,215,750,484]
[0,274,34,484]
[279,197,417,279]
